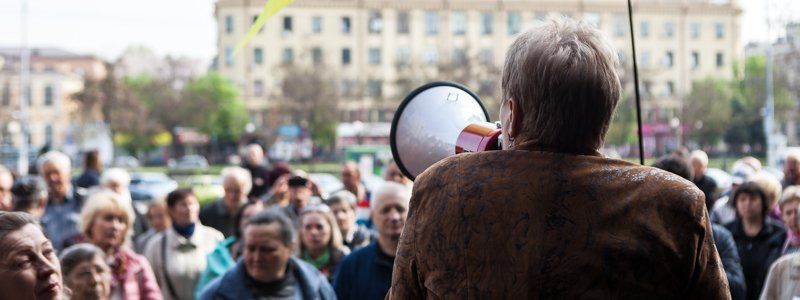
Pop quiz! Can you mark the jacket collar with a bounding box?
[216,257,323,299]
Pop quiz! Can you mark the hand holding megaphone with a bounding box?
[390,81,502,181]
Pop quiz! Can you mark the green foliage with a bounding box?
[606,94,638,146]
[681,79,734,147]
[184,73,248,142]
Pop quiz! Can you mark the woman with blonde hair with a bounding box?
[298,204,350,281]
[80,191,162,299]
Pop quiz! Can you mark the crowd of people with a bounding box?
[651,149,800,300]
[0,145,413,300]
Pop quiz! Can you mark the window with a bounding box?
[479,48,493,65]
[342,17,351,34]
[225,15,233,34]
[533,12,546,24]
[342,48,351,65]
[396,48,411,66]
[44,125,53,144]
[613,14,626,37]
[368,11,382,34]
[481,12,493,35]
[689,22,700,39]
[663,22,675,38]
[663,51,674,68]
[312,16,322,34]
[690,51,699,70]
[367,80,382,97]
[452,48,466,64]
[642,80,652,96]
[664,81,674,97]
[716,52,724,67]
[340,80,356,97]
[312,47,323,65]
[424,48,438,64]
[253,48,263,65]
[44,85,53,106]
[397,11,409,34]
[252,15,264,33]
[1,82,9,106]
[283,16,293,32]
[585,12,601,29]
[369,48,381,65]
[282,48,294,63]
[225,47,234,66]
[640,50,650,67]
[507,12,521,35]
[715,22,725,39]
[253,80,263,97]
[425,11,438,35]
[452,11,466,35]
[617,50,627,65]
[640,21,650,38]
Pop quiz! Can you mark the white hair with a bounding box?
[690,150,709,167]
[222,166,253,194]
[37,151,71,172]
[100,168,131,188]
[371,181,411,210]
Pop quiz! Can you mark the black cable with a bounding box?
[627,0,645,165]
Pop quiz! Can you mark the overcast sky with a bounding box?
[0,0,797,67]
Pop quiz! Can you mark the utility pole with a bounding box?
[18,0,30,176]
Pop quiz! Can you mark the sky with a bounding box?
[0,0,797,66]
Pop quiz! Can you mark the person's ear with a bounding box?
[507,98,523,140]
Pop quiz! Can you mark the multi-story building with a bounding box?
[0,48,106,153]
[214,0,742,141]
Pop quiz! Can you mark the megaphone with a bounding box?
[390,81,502,181]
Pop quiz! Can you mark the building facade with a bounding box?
[0,48,106,156]
[214,0,742,141]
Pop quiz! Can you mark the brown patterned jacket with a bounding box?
[388,148,730,299]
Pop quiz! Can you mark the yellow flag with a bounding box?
[233,0,295,56]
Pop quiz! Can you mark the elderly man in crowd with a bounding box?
[783,150,800,188]
[334,182,410,300]
[242,144,270,199]
[200,167,252,237]
[38,151,83,251]
[691,150,718,210]
[199,209,335,299]
[388,18,728,298]
[282,175,313,226]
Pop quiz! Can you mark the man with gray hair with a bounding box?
[388,18,728,298]
[38,150,83,250]
[200,166,253,237]
[691,150,718,210]
[334,182,410,300]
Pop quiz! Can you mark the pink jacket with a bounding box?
[113,249,163,300]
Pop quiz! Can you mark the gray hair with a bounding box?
[690,150,709,167]
[221,166,253,195]
[325,190,358,210]
[100,168,131,188]
[501,17,621,153]
[37,151,72,173]
[0,211,39,242]
[11,176,48,212]
[780,186,800,208]
[371,181,411,210]
[59,243,106,276]
[245,209,296,246]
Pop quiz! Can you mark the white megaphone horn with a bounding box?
[390,81,502,181]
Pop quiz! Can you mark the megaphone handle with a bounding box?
[456,123,502,154]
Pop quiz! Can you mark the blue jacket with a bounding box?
[199,257,335,300]
[194,237,237,299]
[333,242,394,300]
[712,223,746,300]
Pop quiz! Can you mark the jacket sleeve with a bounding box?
[760,256,788,300]
[319,273,338,300]
[686,191,732,300]
[137,255,164,300]
[712,224,746,300]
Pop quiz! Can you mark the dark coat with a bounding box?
[333,242,393,300]
[713,223,746,300]
[199,257,335,300]
[388,146,730,299]
[725,218,786,300]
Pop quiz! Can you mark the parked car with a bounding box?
[170,155,209,171]
[129,172,178,201]
[113,156,140,168]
